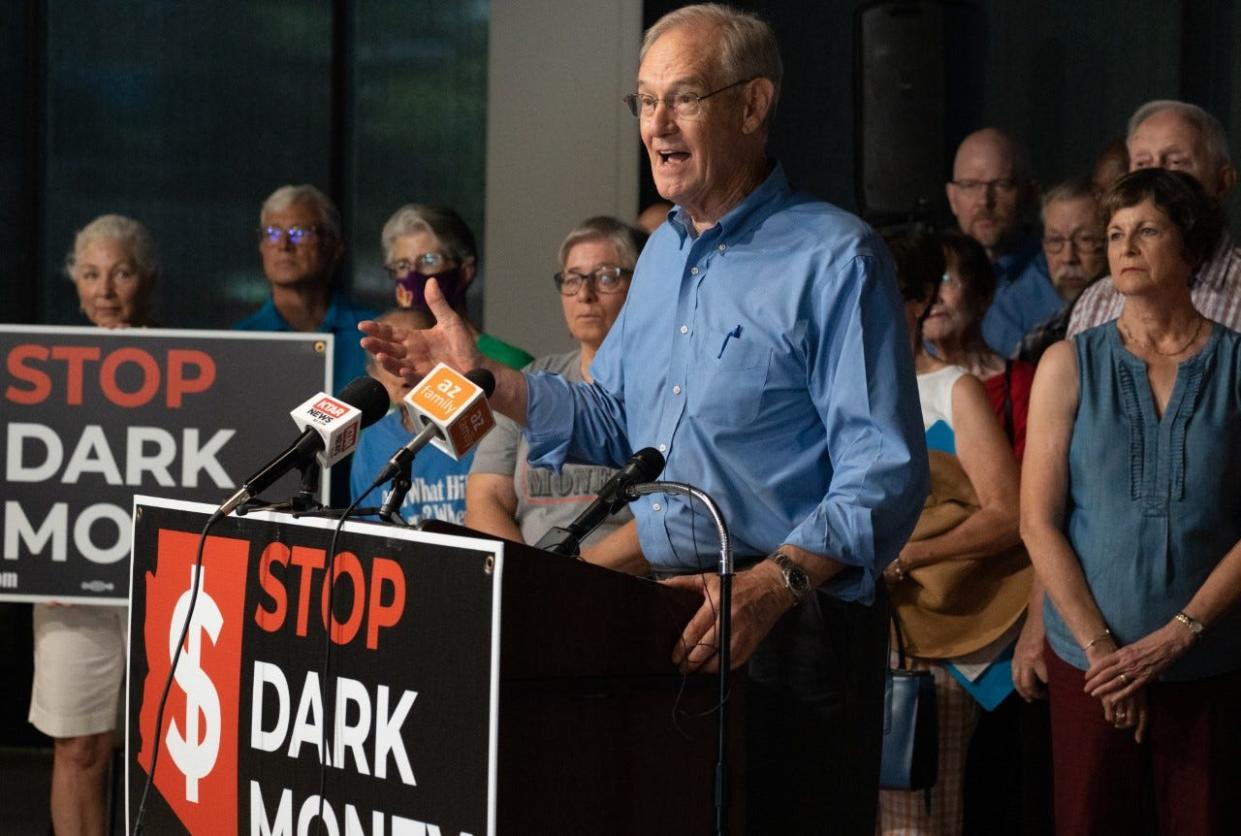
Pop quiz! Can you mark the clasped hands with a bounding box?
[1082,621,1196,742]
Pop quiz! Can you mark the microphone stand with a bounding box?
[375,451,413,525]
[625,481,733,836]
[237,459,325,515]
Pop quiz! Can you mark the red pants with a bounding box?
[1046,643,1241,835]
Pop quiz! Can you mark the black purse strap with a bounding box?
[890,609,910,670]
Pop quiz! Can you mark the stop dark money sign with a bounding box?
[0,326,332,603]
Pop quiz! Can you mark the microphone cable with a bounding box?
[313,480,384,835]
[131,508,225,835]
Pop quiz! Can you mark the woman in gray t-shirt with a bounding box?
[466,217,649,574]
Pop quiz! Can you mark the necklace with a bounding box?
[1118,314,1206,357]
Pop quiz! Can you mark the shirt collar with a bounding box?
[668,160,789,244]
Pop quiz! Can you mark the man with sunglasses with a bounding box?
[235,183,377,391]
[363,7,926,831]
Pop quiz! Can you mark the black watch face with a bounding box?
[787,567,810,595]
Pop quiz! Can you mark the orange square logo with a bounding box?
[411,365,475,423]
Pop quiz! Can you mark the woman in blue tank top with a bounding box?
[1023,168,1241,834]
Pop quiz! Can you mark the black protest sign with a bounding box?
[1,326,330,602]
[128,498,496,836]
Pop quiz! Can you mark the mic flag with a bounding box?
[288,394,363,467]
[216,376,388,516]
[402,363,497,461]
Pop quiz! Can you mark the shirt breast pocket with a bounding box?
[686,339,772,429]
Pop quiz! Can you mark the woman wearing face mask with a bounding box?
[347,206,533,521]
[379,204,532,370]
[31,214,158,836]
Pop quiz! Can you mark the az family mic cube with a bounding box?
[403,363,496,461]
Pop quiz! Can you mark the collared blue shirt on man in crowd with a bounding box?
[523,164,928,603]
[981,233,1061,358]
[233,289,377,391]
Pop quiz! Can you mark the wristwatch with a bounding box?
[769,552,811,603]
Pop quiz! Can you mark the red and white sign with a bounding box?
[127,497,502,835]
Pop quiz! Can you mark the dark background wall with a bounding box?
[0,0,489,331]
[641,0,1240,230]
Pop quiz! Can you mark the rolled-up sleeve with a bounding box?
[786,253,929,602]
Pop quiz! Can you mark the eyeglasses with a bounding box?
[1042,231,1105,254]
[259,225,322,246]
[623,78,754,119]
[384,251,454,279]
[949,178,1021,196]
[553,266,632,296]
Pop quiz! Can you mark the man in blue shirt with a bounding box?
[235,184,377,391]
[946,129,1060,357]
[363,5,927,832]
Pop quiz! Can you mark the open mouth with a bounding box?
[656,150,690,166]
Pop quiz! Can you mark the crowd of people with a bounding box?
[24,2,1241,834]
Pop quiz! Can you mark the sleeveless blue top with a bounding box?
[1044,322,1241,680]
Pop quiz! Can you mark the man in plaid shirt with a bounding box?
[1067,100,1240,337]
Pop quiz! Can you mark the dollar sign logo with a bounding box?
[165,565,223,803]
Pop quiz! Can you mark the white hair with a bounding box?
[1127,100,1232,168]
[65,213,159,282]
[641,3,782,125]
[260,184,342,240]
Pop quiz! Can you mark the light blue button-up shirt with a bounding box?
[524,165,928,604]
[981,234,1061,358]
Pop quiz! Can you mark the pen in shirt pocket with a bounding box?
[718,324,743,358]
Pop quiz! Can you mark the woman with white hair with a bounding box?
[379,203,532,369]
[347,205,533,522]
[31,214,158,836]
[68,213,159,328]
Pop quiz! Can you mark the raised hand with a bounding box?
[358,277,484,385]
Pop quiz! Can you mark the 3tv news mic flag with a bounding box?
[217,377,388,515]
[402,364,496,461]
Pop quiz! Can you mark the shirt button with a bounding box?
[672,385,682,395]
[658,443,667,452]
[690,266,699,276]
[679,324,689,335]
[652,502,662,512]
[718,244,727,252]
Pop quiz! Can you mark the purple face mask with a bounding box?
[395,268,465,311]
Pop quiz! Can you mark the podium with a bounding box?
[127,498,743,835]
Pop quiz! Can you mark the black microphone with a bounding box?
[217,376,389,516]
[534,446,665,556]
